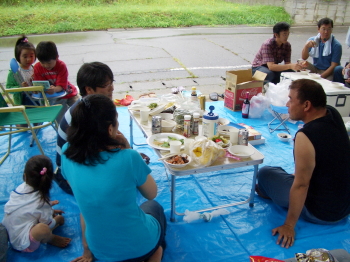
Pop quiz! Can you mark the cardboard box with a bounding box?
[224,68,266,111]
[237,123,262,140]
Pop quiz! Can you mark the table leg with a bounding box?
[249,165,259,207]
[170,174,176,222]
[129,115,134,149]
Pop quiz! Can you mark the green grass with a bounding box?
[0,0,292,37]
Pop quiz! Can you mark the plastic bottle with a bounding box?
[183,115,192,138]
[242,91,250,118]
[202,105,219,138]
[191,86,198,103]
[192,112,199,135]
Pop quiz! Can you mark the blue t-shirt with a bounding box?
[61,144,160,261]
[308,35,342,70]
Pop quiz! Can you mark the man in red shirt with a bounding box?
[252,22,302,84]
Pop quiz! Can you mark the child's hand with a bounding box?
[21,82,29,87]
[115,131,131,149]
[53,209,65,216]
[46,85,56,95]
[50,200,59,206]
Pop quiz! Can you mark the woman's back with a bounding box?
[61,146,160,261]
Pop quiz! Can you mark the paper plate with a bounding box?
[147,133,186,150]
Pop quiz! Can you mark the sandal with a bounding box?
[140,153,150,165]
[209,92,218,101]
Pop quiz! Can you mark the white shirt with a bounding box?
[2,183,55,251]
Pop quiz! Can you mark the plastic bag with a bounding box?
[295,248,335,262]
[346,26,350,47]
[189,138,225,167]
[249,256,284,262]
[183,209,230,223]
[265,79,292,107]
[249,93,270,118]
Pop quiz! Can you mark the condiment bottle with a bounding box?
[183,115,192,138]
[192,112,199,135]
[191,86,198,103]
[242,91,250,118]
[202,105,218,138]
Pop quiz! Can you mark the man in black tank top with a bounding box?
[257,79,350,248]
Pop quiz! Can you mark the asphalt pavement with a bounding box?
[0,25,349,100]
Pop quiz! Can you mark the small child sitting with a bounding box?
[33,41,79,121]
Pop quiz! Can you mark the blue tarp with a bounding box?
[0,101,349,262]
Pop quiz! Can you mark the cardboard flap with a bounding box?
[227,69,253,84]
[252,70,267,81]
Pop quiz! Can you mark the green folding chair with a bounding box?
[0,84,63,165]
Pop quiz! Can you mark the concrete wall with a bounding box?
[225,0,350,25]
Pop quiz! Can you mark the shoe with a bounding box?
[140,153,150,165]
[209,92,218,101]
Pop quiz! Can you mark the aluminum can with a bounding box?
[198,95,206,111]
[344,68,350,79]
[152,115,162,134]
[238,129,249,146]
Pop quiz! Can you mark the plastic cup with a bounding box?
[140,108,150,123]
[184,138,194,154]
[169,140,182,154]
[229,128,239,145]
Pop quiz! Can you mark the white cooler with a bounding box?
[322,84,350,117]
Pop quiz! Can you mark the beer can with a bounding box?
[152,115,162,134]
[344,68,350,79]
[198,95,206,111]
[238,129,249,146]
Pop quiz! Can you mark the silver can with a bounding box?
[152,115,162,134]
[238,129,249,146]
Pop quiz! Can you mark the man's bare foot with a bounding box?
[50,200,59,206]
[48,235,71,248]
[146,246,163,262]
[71,249,94,262]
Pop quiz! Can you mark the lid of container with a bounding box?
[192,86,196,91]
[203,105,219,120]
[193,112,200,118]
[184,115,192,120]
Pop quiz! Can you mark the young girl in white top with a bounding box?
[6,35,36,106]
[2,155,71,252]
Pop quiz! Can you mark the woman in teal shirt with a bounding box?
[61,94,166,262]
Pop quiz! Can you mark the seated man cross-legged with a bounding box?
[257,79,350,248]
[252,22,302,84]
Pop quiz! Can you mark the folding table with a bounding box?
[128,108,264,222]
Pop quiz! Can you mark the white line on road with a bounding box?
[170,65,251,71]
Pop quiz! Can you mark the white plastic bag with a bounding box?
[189,138,225,167]
[249,93,270,118]
[265,79,291,107]
[346,26,350,48]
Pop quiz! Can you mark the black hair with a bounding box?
[273,22,290,36]
[36,41,58,62]
[317,17,333,28]
[289,79,327,108]
[65,94,122,165]
[14,35,36,63]
[77,62,114,97]
[24,155,54,205]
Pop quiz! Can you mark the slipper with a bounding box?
[218,94,224,99]
[140,153,150,165]
[209,92,218,101]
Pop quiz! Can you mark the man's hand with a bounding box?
[272,224,295,248]
[305,40,317,48]
[290,63,302,72]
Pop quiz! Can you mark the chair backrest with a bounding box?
[0,91,7,108]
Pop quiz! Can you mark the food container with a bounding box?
[228,145,254,159]
[152,115,162,134]
[277,133,291,142]
[164,154,191,168]
[161,120,176,132]
[202,105,219,138]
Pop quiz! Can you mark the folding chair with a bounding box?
[0,84,63,165]
[268,104,290,134]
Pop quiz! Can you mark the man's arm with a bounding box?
[301,40,316,60]
[266,62,301,72]
[321,61,339,79]
[272,132,315,248]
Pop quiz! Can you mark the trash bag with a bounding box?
[265,79,291,107]
[249,93,270,118]
[189,138,225,167]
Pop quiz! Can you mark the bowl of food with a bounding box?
[217,125,236,137]
[161,120,176,132]
[228,145,254,159]
[210,135,230,148]
[277,133,291,142]
[300,69,310,75]
[165,154,191,168]
[218,118,230,126]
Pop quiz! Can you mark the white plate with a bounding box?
[149,104,166,116]
[228,145,254,159]
[308,73,321,79]
[147,133,186,150]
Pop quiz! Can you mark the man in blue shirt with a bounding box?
[301,17,342,81]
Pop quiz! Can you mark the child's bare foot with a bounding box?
[146,246,163,262]
[50,200,59,206]
[48,235,71,248]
